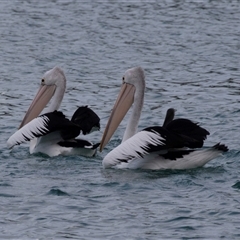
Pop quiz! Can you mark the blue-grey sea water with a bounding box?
[0,1,240,239]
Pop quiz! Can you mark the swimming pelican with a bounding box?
[7,66,100,157]
[100,66,228,169]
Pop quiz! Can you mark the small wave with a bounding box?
[0,193,16,198]
[232,181,240,190]
[47,188,70,196]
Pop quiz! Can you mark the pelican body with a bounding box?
[100,67,228,170]
[7,67,100,157]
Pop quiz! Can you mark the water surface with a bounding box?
[0,1,240,239]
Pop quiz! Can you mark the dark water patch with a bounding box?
[64,205,87,212]
[166,216,195,223]
[119,183,132,191]
[0,182,12,187]
[8,148,33,161]
[141,169,184,177]
[228,211,240,216]
[103,181,120,187]
[232,181,240,190]
[47,188,70,196]
[0,193,16,198]
[143,166,226,181]
[178,225,196,231]
[174,178,204,187]
[36,217,47,221]
[56,232,80,239]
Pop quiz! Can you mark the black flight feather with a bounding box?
[165,118,209,148]
[71,106,100,135]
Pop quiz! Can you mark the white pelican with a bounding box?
[100,66,228,170]
[7,66,100,157]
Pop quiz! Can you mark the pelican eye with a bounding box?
[41,79,45,83]
[122,76,125,82]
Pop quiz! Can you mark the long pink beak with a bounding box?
[100,83,135,152]
[19,84,56,129]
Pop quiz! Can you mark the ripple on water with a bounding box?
[232,181,240,190]
[47,188,70,196]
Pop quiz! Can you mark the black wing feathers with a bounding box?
[142,118,210,154]
[165,118,209,148]
[161,108,209,148]
[162,108,175,128]
[71,106,100,135]
[40,106,100,140]
[42,111,81,140]
[161,149,194,160]
[142,126,186,153]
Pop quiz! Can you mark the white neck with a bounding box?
[122,87,144,142]
[45,85,65,113]
[42,67,66,114]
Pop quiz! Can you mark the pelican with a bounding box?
[7,66,100,157]
[100,66,228,169]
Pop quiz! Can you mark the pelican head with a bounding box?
[100,66,145,151]
[19,66,66,129]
